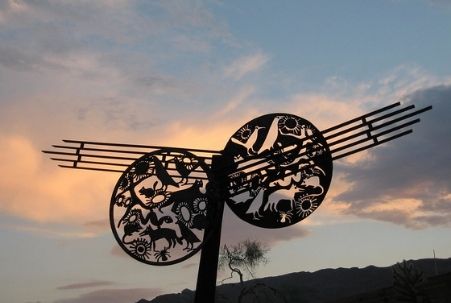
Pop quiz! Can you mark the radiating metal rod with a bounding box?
[57,165,127,173]
[62,139,220,154]
[329,119,419,155]
[324,104,414,140]
[43,149,213,163]
[321,102,401,134]
[50,158,130,167]
[52,145,157,155]
[332,130,412,160]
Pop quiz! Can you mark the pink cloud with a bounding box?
[53,288,162,303]
[57,281,115,290]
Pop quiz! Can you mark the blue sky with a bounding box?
[0,1,451,303]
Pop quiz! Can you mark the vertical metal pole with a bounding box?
[194,199,224,303]
[194,155,227,303]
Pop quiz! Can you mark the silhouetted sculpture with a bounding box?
[43,102,432,303]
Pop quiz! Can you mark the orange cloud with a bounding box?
[0,134,117,225]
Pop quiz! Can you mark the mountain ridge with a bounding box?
[140,258,451,303]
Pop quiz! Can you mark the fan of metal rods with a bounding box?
[43,102,432,184]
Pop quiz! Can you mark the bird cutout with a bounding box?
[151,156,179,188]
[175,220,201,251]
[256,116,283,154]
[230,125,266,155]
[173,156,197,184]
[245,187,265,220]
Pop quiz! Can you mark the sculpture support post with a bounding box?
[194,155,227,303]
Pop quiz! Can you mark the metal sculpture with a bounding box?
[43,102,432,302]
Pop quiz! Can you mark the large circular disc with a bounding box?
[223,113,333,228]
[110,149,210,265]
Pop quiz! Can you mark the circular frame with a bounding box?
[110,148,211,265]
[223,113,333,228]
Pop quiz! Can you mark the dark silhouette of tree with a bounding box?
[218,240,268,284]
[393,260,430,303]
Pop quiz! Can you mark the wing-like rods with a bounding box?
[42,139,219,176]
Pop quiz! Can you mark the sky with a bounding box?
[1,0,451,302]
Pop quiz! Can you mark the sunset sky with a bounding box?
[1,1,451,303]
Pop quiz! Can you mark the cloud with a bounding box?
[216,85,255,116]
[0,134,116,225]
[224,52,269,80]
[0,0,239,233]
[221,207,310,246]
[53,288,162,303]
[110,244,129,258]
[334,84,451,228]
[57,281,115,290]
[0,223,99,239]
[83,220,110,234]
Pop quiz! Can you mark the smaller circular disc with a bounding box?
[223,113,333,228]
[110,149,210,265]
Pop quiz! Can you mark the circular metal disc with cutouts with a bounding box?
[110,149,210,265]
[223,113,333,228]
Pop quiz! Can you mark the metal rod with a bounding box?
[51,158,130,167]
[58,165,126,173]
[52,145,156,155]
[332,129,413,160]
[324,104,414,140]
[327,118,419,147]
[52,158,210,174]
[321,102,401,134]
[62,139,220,154]
[329,121,418,155]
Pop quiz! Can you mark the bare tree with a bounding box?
[218,240,268,284]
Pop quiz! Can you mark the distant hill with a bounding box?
[139,258,451,303]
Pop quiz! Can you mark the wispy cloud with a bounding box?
[224,52,269,80]
[57,281,115,290]
[53,288,162,303]
[216,85,255,116]
[2,224,98,239]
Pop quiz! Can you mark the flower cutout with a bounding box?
[278,116,304,135]
[174,201,194,227]
[130,238,152,260]
[193,197,208,216]
[236,125,253,142]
